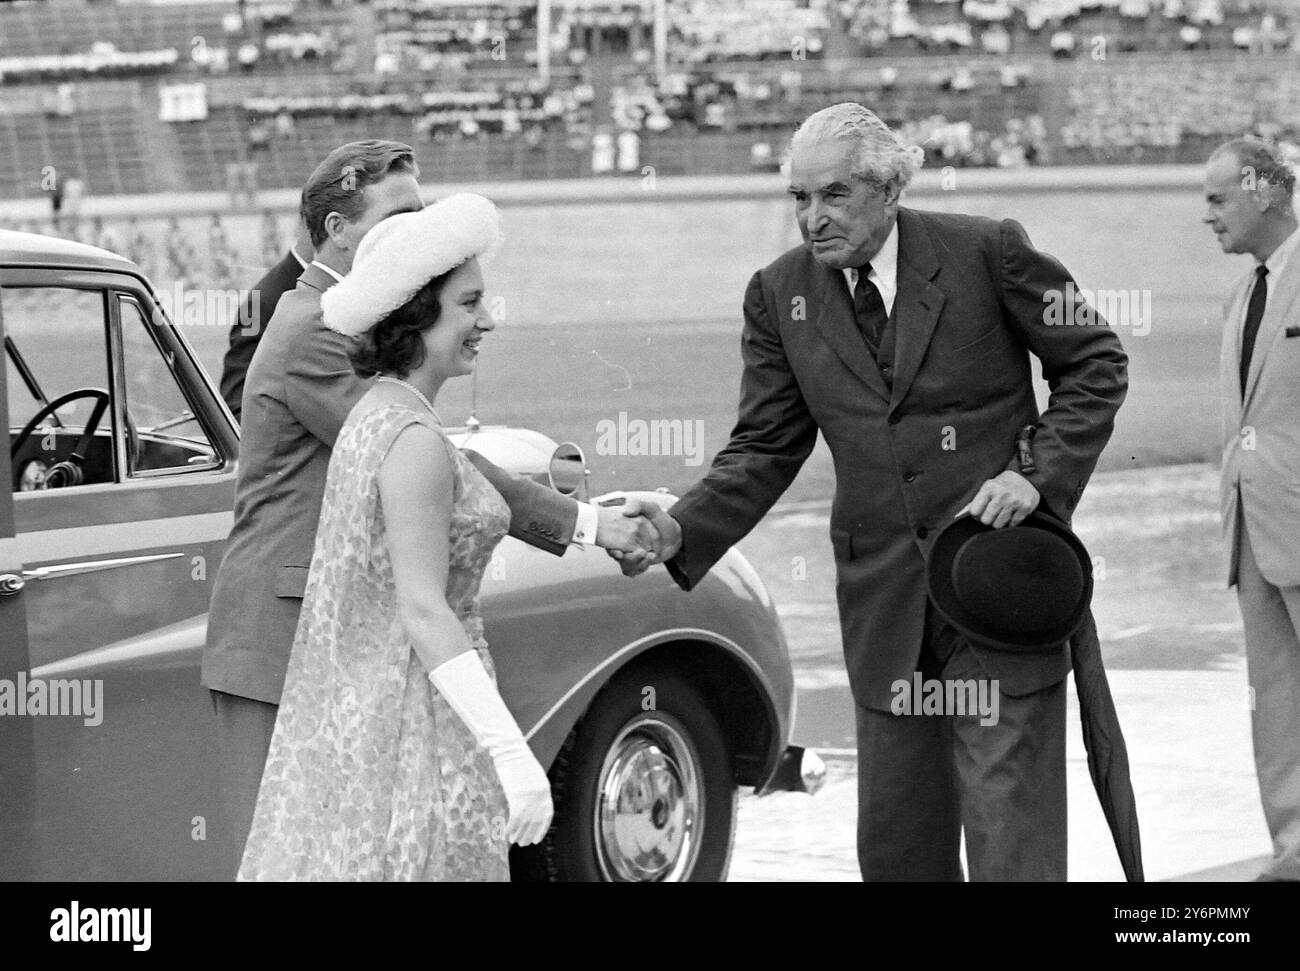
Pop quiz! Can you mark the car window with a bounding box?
[4,286,114,491]
[117,296,218,475]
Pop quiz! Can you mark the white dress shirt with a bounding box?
[841,219,900,316]
[1244,225,1300,331]
[310,259,345,284]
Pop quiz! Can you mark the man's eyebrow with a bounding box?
[788,181,850,194]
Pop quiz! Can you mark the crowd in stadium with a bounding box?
[1,0,1298,201]
[843,0,1298,53]
[5,0,1296,84]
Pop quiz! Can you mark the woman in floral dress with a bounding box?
[238,195,553,881]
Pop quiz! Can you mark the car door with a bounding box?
[4,269,239,879]
[0,286,37,880]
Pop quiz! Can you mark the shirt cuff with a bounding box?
[571,501,599,547]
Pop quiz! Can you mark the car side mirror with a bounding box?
[548,442,587,497]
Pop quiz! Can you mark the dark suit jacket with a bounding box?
[667,207,1128,711]
[218,248,304,421]
[201,262,580,704]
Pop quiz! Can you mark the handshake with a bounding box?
[594,498,683,577]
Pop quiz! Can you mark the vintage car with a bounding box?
[0,229,822,882]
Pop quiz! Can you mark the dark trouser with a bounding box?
[210,689,279,880]
[855,608,1067,881]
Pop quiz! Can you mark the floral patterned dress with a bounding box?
[238,403,512,881]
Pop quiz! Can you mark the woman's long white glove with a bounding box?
[427,650,555,846]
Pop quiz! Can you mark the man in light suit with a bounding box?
[202,140,655,876]
[1206,136,1300,881]
[623,104,1128,880]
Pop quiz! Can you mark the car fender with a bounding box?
[481,520,795,790]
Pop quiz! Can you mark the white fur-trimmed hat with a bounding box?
[321,192,503,337]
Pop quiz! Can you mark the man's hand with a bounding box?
[595,502,659,555]
[605,498,683,577]
[955,470,1040,528]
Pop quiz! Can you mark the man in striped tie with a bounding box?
[1206,136,1300,881]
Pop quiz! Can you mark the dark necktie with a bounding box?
[853,263,887,357]
[1239,264,1268,395]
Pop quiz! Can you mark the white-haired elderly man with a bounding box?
[1205,136,1300,881]
[621,103,1130,880]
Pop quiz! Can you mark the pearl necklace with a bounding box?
[376,376,442,424]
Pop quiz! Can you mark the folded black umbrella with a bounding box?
[1071,608,1144,882]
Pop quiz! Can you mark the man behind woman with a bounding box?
[239,195,605,880]
[212,139,661,881]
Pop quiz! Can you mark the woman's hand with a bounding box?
[427,651,554,846]
[491,741,555,846]
[382,426,555,845]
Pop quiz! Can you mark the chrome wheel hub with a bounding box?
[595,716,702,882]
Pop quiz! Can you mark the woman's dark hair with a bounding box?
[349,269,453,378]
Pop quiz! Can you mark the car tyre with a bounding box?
[512,668,736,882]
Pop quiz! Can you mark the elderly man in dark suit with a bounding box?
[203,139,655,877]
[217,219,312,421]
[624,104,1129,880]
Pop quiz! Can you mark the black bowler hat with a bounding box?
[926,511,1093,652]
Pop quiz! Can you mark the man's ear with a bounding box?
[322,210,349,247]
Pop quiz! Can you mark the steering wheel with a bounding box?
[10,388,131,489]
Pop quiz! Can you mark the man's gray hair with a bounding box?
[789,103,926,193]
[1211,136,1296,201]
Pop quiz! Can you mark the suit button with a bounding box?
[916,526,929,539]
[881,364,891,372]
[888,415,901,426]
[904,472,916,483]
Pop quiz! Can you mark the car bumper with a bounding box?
[759,745,826,796]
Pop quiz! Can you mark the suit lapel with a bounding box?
[1243,257,1300,411]
[297,261,340,295]
[810,258,891,403]
[888,209,946,413]
[1221,271,1249,417]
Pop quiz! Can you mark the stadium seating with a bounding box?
[2,0,1299,200]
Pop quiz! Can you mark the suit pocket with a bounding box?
[940,325,1004,364]
[274,565,310,599]
[831,529,853,561]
